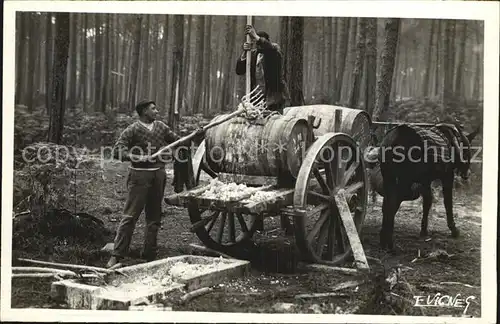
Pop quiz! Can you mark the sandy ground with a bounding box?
[10,158,483,317]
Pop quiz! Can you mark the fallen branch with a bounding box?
[439,281,477,289]
[180,287,213,304]
[12,273,100,279]
[189,244,236,260]
[17,258,126,276]
[295,292,349,299]
[299,263,358,275]
[330,280,363,292]
[12,267,77,276]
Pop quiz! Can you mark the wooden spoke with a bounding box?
[316,218,329,257]
[324,160,335,189]
[326,213,337,260]
[342,160,359,187]
[313,168,330,194]
[235,213,249,233]
[216,212,227,243]
[227,212,236,243]
[308,190,331,202]
[334,158,346,189]
[204,211,219,232]
[344,181,364,195]
[306,209,329,244]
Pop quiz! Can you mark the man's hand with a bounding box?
[245,25,258,40]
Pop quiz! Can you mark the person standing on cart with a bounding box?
[236,25,290,114]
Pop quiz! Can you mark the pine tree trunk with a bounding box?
[443,20,454,105]
[373,18,400,121]
[47,13,70,144]
[128,15,143,112]
[94,14,102,111]
[454,20,467,98]
[82,14,88,111]
[182,16,192,113]
[16,13,28,105]
[45,14,53,112]
[348,18,367,108]
[330,18,338,104]
[26,13,39,111]
[202,16,212,116]
[472,21,482,99]
[364,18,377,116]
[289,17,305,106]
[68,13,78,108]
[279,17,290,84]
[101,13,111,111]
[434,20,441,97]
[335,17,350,103]
[193,16,204,114]
[169,14,184,130]
[421,20,435,98]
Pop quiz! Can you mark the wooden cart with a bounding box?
[165,106,372,269]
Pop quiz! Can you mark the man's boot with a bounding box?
[106,256,121,268]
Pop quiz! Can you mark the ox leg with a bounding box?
[442,174,460,238]
[420,184,433,237]
[380,192,401,250]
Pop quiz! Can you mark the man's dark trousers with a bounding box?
[112,168,166,259]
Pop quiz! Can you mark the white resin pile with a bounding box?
[200,179,261,201]
[99,258,230,298]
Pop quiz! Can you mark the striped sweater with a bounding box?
[113,120,180,169]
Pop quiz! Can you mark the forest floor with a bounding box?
[10,156,483,317]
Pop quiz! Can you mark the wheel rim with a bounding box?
[293,133,368,265]
[189,140,259,252]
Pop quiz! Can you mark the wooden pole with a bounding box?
[246,16,252,97]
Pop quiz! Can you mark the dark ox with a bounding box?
[367,123,480,250]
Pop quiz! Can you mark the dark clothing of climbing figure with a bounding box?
[236,26,290,114]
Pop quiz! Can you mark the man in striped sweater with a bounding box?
[106,99,203,268]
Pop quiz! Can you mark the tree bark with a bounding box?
[364,18,377,116]
[26,13,39,112]
[128,15,143,112]
[16,13,28,105]
[443,20,454,105]
[289,17,305,106]
[454,20,467,98]
[169,15,184,130]
[47,13,70,144]
[44,14,53,112]
[373,18,400,121]
[348,18,367,108]
[335,17,350,103]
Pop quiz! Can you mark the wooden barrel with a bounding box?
[204,114,310,179]
[284,105,372,152]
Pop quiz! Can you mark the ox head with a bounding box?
[454,124,480,180]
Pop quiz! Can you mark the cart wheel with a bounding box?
[188,140,259,252]
[293,133,368,265]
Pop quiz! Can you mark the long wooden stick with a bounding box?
[152,104,249,158]
[12,273,100,279]
[246,16,252,96]
[17,258,118,275]
[12,266,77,276]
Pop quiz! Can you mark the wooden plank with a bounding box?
[217,173,278,186]
[334,190,370,270]
[241,188,294,214]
